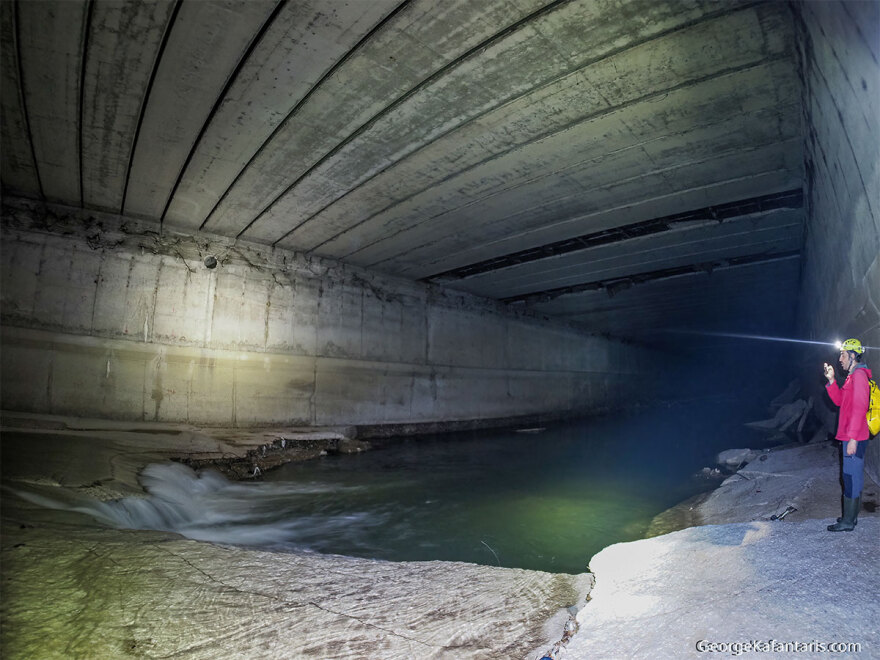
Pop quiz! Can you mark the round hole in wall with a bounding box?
[204,255,218,269]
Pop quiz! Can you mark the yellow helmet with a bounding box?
[840,338,865,354]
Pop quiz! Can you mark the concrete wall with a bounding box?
[0,200,656,428]
[794,1,880,482]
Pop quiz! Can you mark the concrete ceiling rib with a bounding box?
[402,168,801,280]
[122,0,278,220]
[247,0,581,245]
[0,0,809,339]
[534,255,801,314]
[157,0,287,230]
[502,250,802,306]
[331,85,801,272]
[271,3,794,255]
[0,2,41,198]
[424,190,803,283]
[15,0,90,205]
[454,216,803,299]
[207,0,567,240]
[83,0,177,213]
[367,138,802,278]
[189,0,408,234]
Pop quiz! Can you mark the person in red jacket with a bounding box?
[823,338,872,532]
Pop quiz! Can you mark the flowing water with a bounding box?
[11,399,772,574]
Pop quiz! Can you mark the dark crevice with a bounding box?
[120,0,183,218]
[501,249,802,306]
[425,189,803,283]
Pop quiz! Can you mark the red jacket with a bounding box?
[825,364,872,441]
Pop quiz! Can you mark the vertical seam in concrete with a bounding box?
[140,358,146,421]
[124,254,135,335]
[77,0,94,208]
[65,245,77,329]
[149,259,162,343]
[185,358,191,424]
[359,281,365,359]
[264,278,272,349]
[205,270,216,346]
[315,276,324,357]
[289,268,297,353]
[232,359,237,427]
[310,357,318,426]
[89,250,107,335]
[181,261,190,342]
[238,271,246,346]
[11,1,45,198]
[45,349,54,413]
[34,241,47,322]
[424,290,431,366]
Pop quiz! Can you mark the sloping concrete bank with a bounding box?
[559,443,880,659]
[0,414,591,659]
[648,442,878,535]
[563,518,879,659]
[1,508,590,659]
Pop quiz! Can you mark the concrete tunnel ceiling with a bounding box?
[1,0,807,343]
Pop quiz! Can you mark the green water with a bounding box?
[263,400,764,573]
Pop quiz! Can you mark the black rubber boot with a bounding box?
[836,495,860,527]
[827,497,859,532]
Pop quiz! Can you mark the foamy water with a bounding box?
[13,462,386,548]
[11,400,775,572]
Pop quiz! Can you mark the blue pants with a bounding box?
[842,440,868,498]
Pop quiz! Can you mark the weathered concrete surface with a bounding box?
[561,442,880,659]
[563,519,879,659]
[0,204,658,427]
[455,209,803,299]
[0,411,363,487]
[123,1,279,220]
[0,513,590,660]
[1,0,806,343]
[649,441,880,537]
[163,0,399,228]
[793,0,880,486]
[695,442,876,527]
[81,1,177,212]
[0,417,591,660]
[8,1,88,204]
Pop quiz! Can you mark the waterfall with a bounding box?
[10,462,383,549]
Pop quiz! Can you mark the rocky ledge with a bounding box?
[558,441,880,659]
